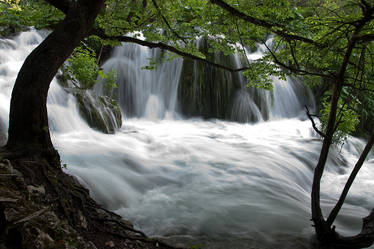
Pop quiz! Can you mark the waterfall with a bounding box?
[178,38,314,122]
[95,43,183,119]
[230,43,315,122]
[1,31,374,249]
[0,31,44,143]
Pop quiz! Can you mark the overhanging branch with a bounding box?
[262,42,332,78]
[209,0,320,46]
[151,0,188,44]
[357,33,374,43]
[305,105,326,138]
[92,31,250,73]
[44,0,71,14]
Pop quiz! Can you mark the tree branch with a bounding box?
[263,42,332,78]
[209,0,321,46]
[151,0,188,44]
[357,33,374,43]
[44,0,71,14]
[305,105,326,138]
[289,40,300,69]
[92,30,250,73]
[326,133,374,227]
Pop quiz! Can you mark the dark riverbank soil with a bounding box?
[0,149,181,249]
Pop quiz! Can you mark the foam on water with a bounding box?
[1,31,373,249]
[55,118,374,249]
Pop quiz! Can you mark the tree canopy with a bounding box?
[3,0,373,138]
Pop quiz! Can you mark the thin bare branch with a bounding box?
[92,30,250,73]
[289,40,300,70]
[209,0,321,46]
[305,105,326,138]
[151,0,188,44]
[263,42,332,78]
[327,132,374,227]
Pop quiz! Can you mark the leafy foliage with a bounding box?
[3,0,374,139]
[0,0,63,36]
[62,45,117,90]
[65,46,99,89]
[243,60,286,91]
[320,96,360,143]
[4,0,374,246]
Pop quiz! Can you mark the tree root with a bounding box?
[94,217,147,237]
[316,209,374,249]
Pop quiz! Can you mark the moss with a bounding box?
[74,90,122,134]
[178,53,238,119]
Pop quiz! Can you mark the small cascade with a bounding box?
[0,30,119,138]
[0,30,45,143]
[95,43,183,119]
[230,51,268,122]
[230,45,315,122]
[178,38,315,122]
[144,94,164,120]
[271,77,315,119]
[231,89,263,122]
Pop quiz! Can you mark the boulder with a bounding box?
[74,90,122,134]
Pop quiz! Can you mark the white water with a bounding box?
[95,43,183,119]
[1,31,374,249]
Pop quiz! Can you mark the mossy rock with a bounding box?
[0,24,28,38]
[178,53,239,120]
[74,90,122,134]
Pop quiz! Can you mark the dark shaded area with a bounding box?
[0,150,182,249]
[178,39,241,120]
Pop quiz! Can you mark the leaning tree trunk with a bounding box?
[5,1,105,164]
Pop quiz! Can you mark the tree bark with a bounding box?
[311,4,374,246]
[5,0,105,163]
[311,80,341,240]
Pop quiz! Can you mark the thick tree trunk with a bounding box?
[5,1,105,162]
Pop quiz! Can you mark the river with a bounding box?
[1,30,373,249]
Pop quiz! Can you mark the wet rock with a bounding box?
[3,207,19,222]
[78,210,88,229]
[27,185,45,196]
[87,241,99,249]
[41,211,60,230]
[22,226,54,249]
[0,159,22,178]
[0,25,28,38]
[178,41,239,120]
[0,159,12,173]
[74,89,122,134]
[105,240,115,247]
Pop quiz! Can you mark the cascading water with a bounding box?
[1,31,374,249]
[95,43,183,119]
[230,42,315,122]
[180,38,314,122]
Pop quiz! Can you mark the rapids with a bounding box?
[1,30,373,249]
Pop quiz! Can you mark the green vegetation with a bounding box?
[0,0,63,36]
[2,0,373,139]
[2,0,374,248]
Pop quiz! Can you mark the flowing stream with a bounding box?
[1,31,374,249]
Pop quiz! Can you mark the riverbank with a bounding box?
[0,150,180,249]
